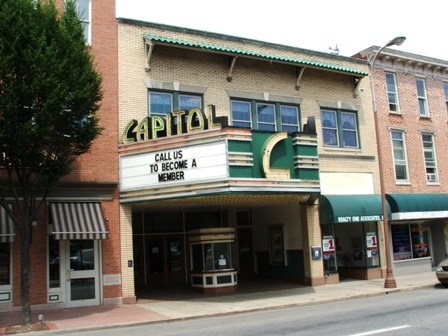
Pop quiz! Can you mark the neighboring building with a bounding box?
[354,47,448,276]
[0,0,121,311]
[117,18,386,300]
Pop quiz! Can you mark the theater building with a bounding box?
[117,18,386,300]
[354,47,448,276]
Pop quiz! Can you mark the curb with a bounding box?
[39,283,437,335]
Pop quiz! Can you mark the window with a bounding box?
[321,109,359,148]
[391,130,409,181]
[191,242,233,272]
[422,133,438,182]
[230,100,300,132]
[231,101,251,128]
[179,94,201,112]
[280,106,299,133]
[256,103,275,131]
[149,91,202,116]
[416,78,428,117]
[75,0,91,44]
[149,92,172,115]
[385,72,399,112]
[392,224,431,261]
[0,243,11,286]
[48,237,60,288]
[444,83,448,115]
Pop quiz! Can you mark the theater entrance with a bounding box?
[134,234,186,287]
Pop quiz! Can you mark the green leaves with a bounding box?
[0,0,103,189]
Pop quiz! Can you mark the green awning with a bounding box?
[143,35,368,76]
[319,195,390,225]
[386,193,448,220]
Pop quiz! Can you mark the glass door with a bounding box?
[147,237,164,284]
[166,237,185,283]
[65,240,100,307]
[145,235,185,285]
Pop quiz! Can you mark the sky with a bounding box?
[116,0,447,61]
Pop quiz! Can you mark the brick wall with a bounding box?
[374,63,448,193]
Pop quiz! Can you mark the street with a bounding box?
[57,286,448,336]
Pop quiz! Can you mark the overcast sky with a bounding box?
[116,0,447,61]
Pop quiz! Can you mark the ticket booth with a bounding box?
[189,228,237,294]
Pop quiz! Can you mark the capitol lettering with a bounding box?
[122,105,228,143]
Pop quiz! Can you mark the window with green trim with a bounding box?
[149,91,202,117]
[321,109,359,148]
[230,99,300,132]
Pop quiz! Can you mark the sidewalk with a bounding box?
[0,271,439,335]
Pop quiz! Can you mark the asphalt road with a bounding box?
[57,287,448,336]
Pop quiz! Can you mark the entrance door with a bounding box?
[237,227,255,278]
[64,240,100,307]
[145,235,185,285]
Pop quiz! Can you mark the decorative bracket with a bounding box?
[295,67,306,91]
[145,40,154,72]
[227,56,238,82]
[353,77,361,98]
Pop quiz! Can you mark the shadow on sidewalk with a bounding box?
[136,277,306,303]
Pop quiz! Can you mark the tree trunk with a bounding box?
[20,218,32,325]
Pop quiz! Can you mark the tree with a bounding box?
[0,0,103,326]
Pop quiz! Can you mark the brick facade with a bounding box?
[355,46,448,275]
[2,0,122,311]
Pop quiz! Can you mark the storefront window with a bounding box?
[321,223,337,273]
[364,222,380,267]
[326,222,380,269]
[392,223,431,261]
[0,243,11,285]
[411,224,430,258]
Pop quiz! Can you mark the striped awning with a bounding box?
[0,204,14,243]
[50,202,108,240]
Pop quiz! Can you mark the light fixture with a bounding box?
[370,36,406,289]
[385,36,406,48]
[31,215,40,227]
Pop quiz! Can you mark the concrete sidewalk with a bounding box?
[0,271,439,335]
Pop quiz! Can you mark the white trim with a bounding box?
[391,210,448,220]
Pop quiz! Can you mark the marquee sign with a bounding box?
[119,107,320,197]
[120,141,228,191]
